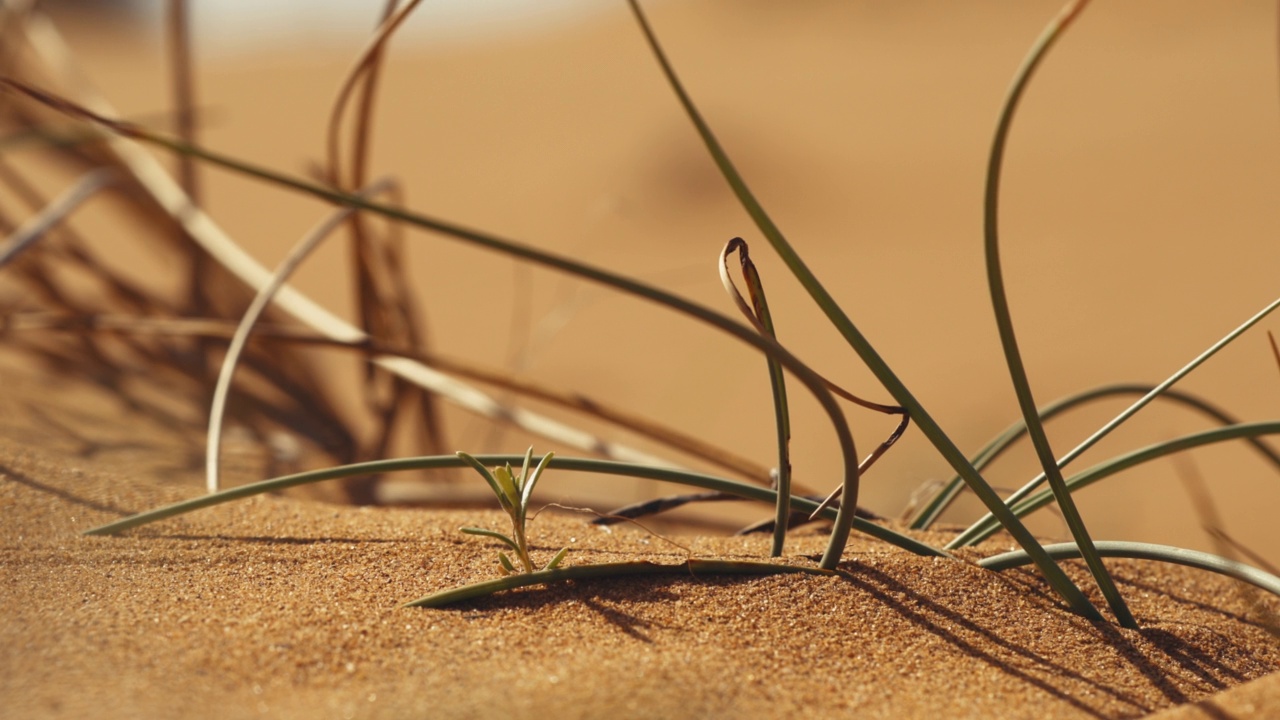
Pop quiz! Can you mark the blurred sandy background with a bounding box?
[16,1,1280,561]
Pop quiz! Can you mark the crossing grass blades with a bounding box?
[15,0,1280,623]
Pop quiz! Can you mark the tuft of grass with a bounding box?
[627,0,1096,616]
[910,383,1280,530]
[947,298,1280,549]
[3,1,1277,621]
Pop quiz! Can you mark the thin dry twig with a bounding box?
[323,0,444,501]
[536,502,696,555]
[2,309,784,488]
[1173,452,1279,636]
[0,167,115,266]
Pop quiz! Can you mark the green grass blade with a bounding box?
[950,293,1280,549]
[722,239,793,557]
[497,552,517,575]
[520,450,554,516]
[754,282,793,559]
[979,541,1280,599]
[960,422,1280,546]
[751,286,793,558]
[544,547,570,571]
[979,0,1130,626]
[456,451,513,513]
[914,383,1280,530]
[459,527,521,554]
[403,559,836,608]
[624,0,1092,614]
[80,453,947,558]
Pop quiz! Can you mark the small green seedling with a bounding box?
[458,448,568,575]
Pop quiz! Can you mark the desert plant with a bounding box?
[456,448,569,575]
[4,0,1279,626]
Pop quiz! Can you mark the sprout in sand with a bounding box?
[457,448,569,575]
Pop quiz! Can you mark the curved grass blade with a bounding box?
[207,179,393,493]
[912,383,1280,530]
[456,451,514,513]
[961,422,1280,546]
[979,541,1280,599]
[326,0,447,489]
[720,238,793,556]
[404,559,837,608]
[807,404,910,520]
[950,292,1280,549]
[978,0,1132,627]
[624,0,1092,615]
[81,453,948,558]
[544,547,570,571]
[520,448,553,516]
[497,552,517,575]
[459,527,521,554]
[721,239,909,527]
[323,0,424,187]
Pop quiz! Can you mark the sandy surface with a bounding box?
[2,360,1278,719]
[4,2,1280,718]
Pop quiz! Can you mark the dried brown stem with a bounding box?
[3,310,779,486]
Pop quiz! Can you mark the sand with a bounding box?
[4,2,1280,718]
[1,359,1277,720]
